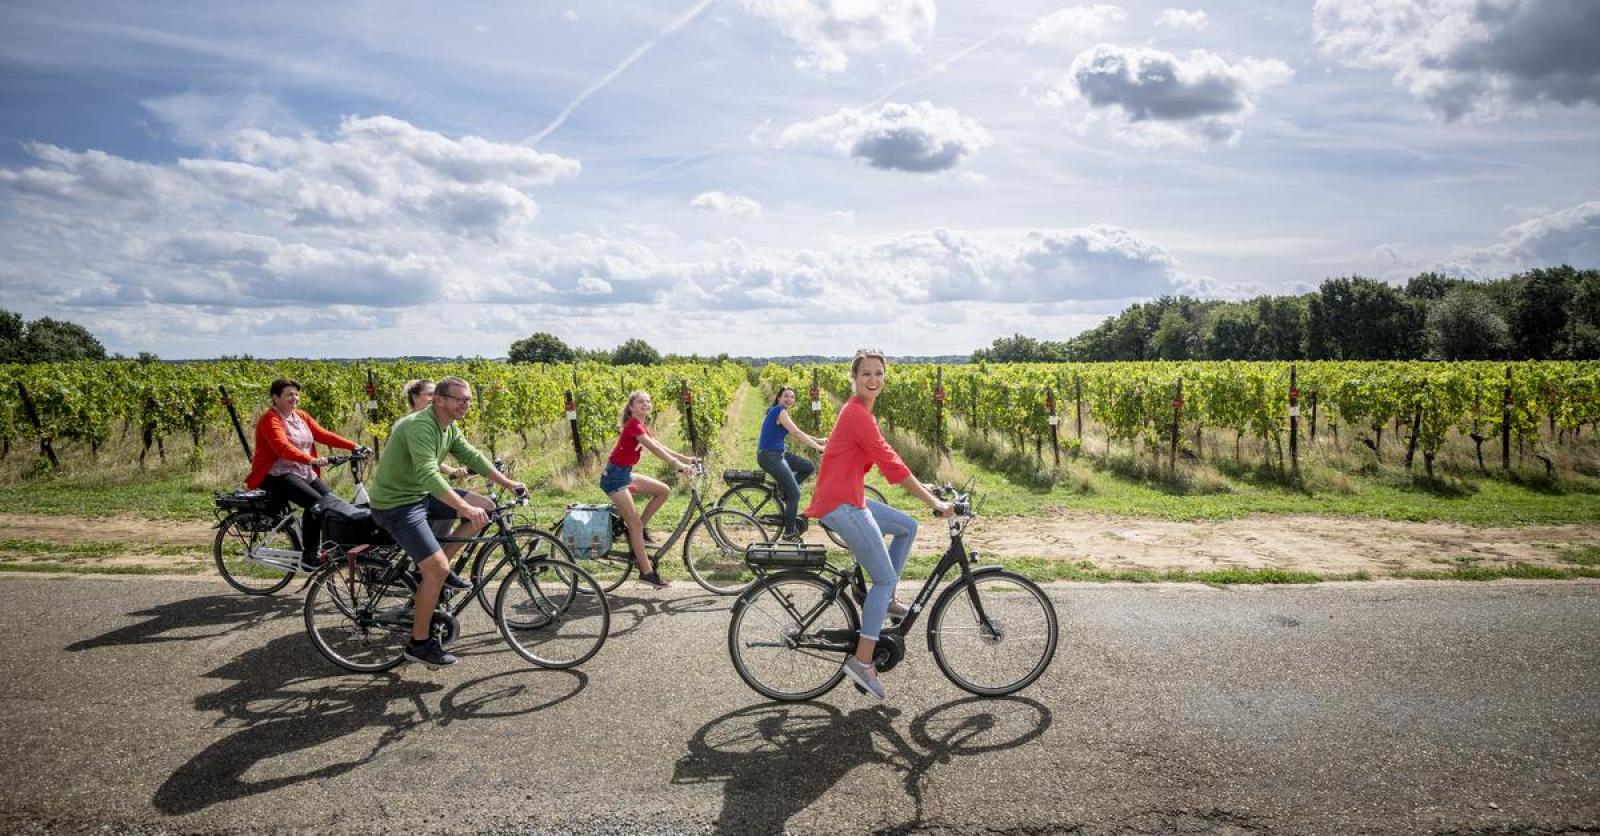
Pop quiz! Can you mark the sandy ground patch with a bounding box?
[0,512,214,547]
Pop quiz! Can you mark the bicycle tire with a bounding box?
[716,484,784,530]
[469,528,572,617]
[927,571,1058,696]
[303,554,416,673]
[214,509,299,595]
[550,519,631,593]
[728,573,858,701]
[683,508,770,595]
[495,558,610,669]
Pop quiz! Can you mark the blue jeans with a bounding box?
[756,449,814,536]
[821,499,917,641]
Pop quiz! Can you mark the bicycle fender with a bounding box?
[924,565,1011,644]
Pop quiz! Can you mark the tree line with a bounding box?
[973,266,1600,363]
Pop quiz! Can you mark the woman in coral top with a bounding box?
[244,378,359,570]
[805,350,951,700]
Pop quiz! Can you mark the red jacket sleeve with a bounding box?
[300,410,357,450]
[844,403,912,485]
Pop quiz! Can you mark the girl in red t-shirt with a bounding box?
[602,390,697,588]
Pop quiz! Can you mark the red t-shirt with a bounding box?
[805,396,912,519]
[609,417,649,467]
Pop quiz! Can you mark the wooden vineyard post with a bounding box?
[1074,373,1084,441]
[932,367,947,456]
[1170,377,1183,476]
[681,381,700,456]
[14,380,59,470]
[1501,365,1513,472]
[363,369,381,461]
[1404,395,1422,470]
[1047,388,1060,467]
[218,384,252,462]
[565,390,583,465]
[809,369,822,435]
[971,377,981,436]
[1308,390,1318,441]
[1288,365,1300,482]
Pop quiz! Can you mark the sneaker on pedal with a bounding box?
[841,657,886,700]
[888,600,910,620]
[297,553,326,573]
[408,569,472,590]
[404,638,458,669]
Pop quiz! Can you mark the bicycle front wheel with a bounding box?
[495,559,610,669]
[304,555,414,673]
[729,574,858,701]
[684,508,770,595]
[214,510,298,595]
[928,571,1059,696]
[470,528,573,617]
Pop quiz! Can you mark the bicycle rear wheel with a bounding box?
[683,508,770,595]
[214,509,299,595]
[495,559,610,669]
[304,554,415,673]
[728,574,858,701]
[927,571,1058,696]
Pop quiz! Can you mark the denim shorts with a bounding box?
[600,462,633,495]
[370,489,466,563]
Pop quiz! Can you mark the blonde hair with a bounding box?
[619,389,650,430]
[404,379,433,411]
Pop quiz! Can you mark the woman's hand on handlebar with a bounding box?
[929,499,955,518]
[311,456,330,467]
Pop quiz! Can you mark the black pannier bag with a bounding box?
[315,495,394,547]
[214,489,281,512]
[723,469,767,486]
[744,541,827,569]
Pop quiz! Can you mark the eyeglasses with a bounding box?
[439,393,473,405]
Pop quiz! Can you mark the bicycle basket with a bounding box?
[722,469,766,486]
[744,542,827,569]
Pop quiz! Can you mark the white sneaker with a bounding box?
[841,657,886,700]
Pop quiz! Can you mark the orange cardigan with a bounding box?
[245,408,357,489]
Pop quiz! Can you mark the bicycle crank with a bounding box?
[871,632,906,673]
[431,609,460,647]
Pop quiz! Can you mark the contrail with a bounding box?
[524,0,719,146]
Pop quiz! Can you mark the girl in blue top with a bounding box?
[757,386,828,540]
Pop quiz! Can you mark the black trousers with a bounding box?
[260,473,333,559]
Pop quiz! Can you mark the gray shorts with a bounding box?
[370,489,465,562]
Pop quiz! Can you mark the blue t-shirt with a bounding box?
[757,404,789,452]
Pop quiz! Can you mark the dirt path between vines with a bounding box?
[2,510,1596,576]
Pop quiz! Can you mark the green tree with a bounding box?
[508,331,575,364]
[971,333,1069,363]
[1557,271,1600,359]
[1510,266,1576,359]
[1151,308,1191,360]
[1201,304,1258,359]
[0,309,23,362]
[1304,277,1422,360]
[1253,296,1306,359]
[5,315,108,363]
[612,338,661,366]
[1425,287,1510,360]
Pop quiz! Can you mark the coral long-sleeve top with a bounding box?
[804,396,912,519]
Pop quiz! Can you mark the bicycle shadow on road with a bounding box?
[66,593,300,653]
[153,632,587,815]
[672,695,1052,833]
[603,589,728,638]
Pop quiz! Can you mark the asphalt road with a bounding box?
[0,574,1596,835]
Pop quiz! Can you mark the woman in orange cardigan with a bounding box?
[245,378,359,570]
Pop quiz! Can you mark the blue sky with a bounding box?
[0,0,1597,358]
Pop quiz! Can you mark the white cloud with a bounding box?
[1037,44,1293,147]
[690,190,763,217]
[776,101,992,172]
[1314,0,1600,122]
[1026,5,1127,45]
[141,91,303,148]
[741,0,935,74]
[1155,9,1209,31]
[1465,200,1600,272]
[563,9,579,22]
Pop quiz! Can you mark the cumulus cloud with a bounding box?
[1466,200,1600,272]
[1155,8,1209,31]
[1026,5,1127,45]
[1036,44,1293,146]
[742,0,935,73]
[691,191,763,217]
[1314,0,1600,121]
[776,101,992,172]
[142,91,303,148]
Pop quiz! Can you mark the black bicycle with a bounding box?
[714,468,887,551]
[553,462,771,596]
[303,493,609,672]
[727,484,1059,700]
[212,450,370,595]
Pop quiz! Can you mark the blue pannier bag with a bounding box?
[560,504,615,560]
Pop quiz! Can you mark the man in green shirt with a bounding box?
[369,376,524,669]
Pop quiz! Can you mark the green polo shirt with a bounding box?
[368,408,495,510]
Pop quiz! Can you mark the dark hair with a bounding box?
[771,387,795,406]
[269,378,301,398]
[435,376,469,400]
[404,378,433,408]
